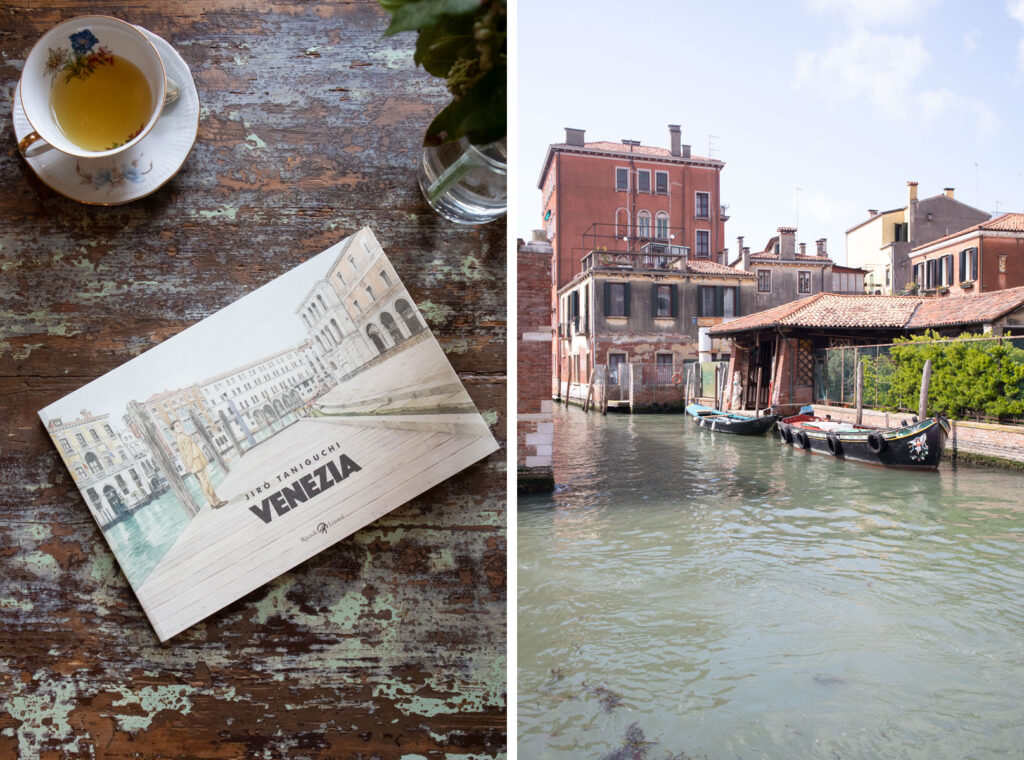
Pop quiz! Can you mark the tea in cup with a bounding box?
[19,16,167,158]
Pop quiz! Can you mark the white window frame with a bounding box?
[637,211,652,239]
[695,191,711,219]
[654,212,669,241]
[695,230,710,259]
[615,207,630,238]
[615,167,629,192]
[655,171,669,195]
[798,270,811,294]
[637,169,651,194]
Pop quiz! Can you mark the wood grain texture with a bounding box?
[0,1,506,757]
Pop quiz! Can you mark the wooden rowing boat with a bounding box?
[685,403,780,436]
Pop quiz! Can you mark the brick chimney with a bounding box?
[944,187,955,199]
[681,144,691,159]
[868,209,878,217]
[816,238,827,257]
[908,180,918,203]
[736,236,747,270]
[778,227,796,260]
[565,128,585,147]
[669,124,681,157]
[532,229,546,242]
[799,242,807,256]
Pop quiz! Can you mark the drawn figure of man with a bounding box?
[170,420,227,509]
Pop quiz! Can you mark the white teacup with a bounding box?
[19,16,167,159]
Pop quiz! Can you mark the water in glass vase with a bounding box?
[418,137,506,225]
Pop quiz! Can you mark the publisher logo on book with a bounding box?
[301,515,345,543]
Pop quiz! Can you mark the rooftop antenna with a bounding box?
[975,161,979,206]
[708,134,719,158]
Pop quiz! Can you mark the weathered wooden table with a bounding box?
[0,2,506,757]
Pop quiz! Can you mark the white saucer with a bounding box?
[12,26,199,205]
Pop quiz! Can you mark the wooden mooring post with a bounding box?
[918,358,932,420]
[855,360,864,425]
[754,366,763,415]
[582,368,595,413]
[713,365,720,409]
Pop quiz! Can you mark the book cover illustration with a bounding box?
[38,228,499,642]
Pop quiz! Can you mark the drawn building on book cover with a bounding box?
[39,228,498,642]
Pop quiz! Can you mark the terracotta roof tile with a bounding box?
[908,284,1024,328]
[685,259,754,277]
[551,141,717,163]
[710,285,1024,335]
[911,212,1024,251]
[749,251,833,263]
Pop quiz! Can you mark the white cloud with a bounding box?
[917,87,1000,134]
[1009,0,1024,24]
[964,29,980,53]
[794,30,929,117]
[808,0,940,25]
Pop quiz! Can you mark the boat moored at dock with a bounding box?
[686,404,780,436]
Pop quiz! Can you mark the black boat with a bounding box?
[686,403,780,436]
[777,410,950,470]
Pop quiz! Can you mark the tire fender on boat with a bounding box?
[780,426,793,444]
[795,430,810,449]
[826,433,843,457]
[867,432,887,454]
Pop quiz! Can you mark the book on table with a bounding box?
[38,227,499,642]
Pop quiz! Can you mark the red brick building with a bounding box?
[539,125,728,294]
[517,234,554,491]
[908,213,1024,296]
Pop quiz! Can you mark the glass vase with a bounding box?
[418,136,506,225]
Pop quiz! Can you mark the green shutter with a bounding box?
[623,282,631,317]
[651,283,660,317]
[603,281,611,316]
[670,283,678,318]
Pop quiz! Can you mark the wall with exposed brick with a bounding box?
[518,237,555,491]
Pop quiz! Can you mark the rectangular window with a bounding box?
[655,171,668,195]
[637,170,651,193]
[959,247,979,281]
[653,283,677,317]
[697,285,740,317]
[656,353,674,384]
[757,269,772,293]
[75,433,86,446]
[608,353,626,384]
[604,281,630,317]
[798,270,811,294]
[655,215,669,240]
[695,191,710,219]
[615,167,629,191]
[695,230,710,258]
[60,437,71,453]
[89,429,100,442]
[935,256,944,287]
[925,259,936,289]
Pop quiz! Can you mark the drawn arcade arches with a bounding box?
[103,484,126,517]
[366,323,387,354]
[380,311,404,345]
[395,298,423,335]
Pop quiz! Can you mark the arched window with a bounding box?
[615,208,630,239]
[637,211,652,239]
[655,212,669,241]
[103,485,126,517]
[85,452,103,474]
[380,312,404,345]
[330,318,343,341]
[366,324,387,354]
[317,294,327,312]
[395,299,423,335]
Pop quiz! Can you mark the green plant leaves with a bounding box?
[380,0,505,145]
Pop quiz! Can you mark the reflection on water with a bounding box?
[519,406,1024,759]
[103,463,227,588]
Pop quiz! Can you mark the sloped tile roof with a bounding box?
[911,212,1024,251]
[749,250,833,264]
[710,285,1024,335]
[550,141,717,163]
[685,259,754,277]
[908,284,1024,328]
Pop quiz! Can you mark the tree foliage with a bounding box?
[839,332,1024,421]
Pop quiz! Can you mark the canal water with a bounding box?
[519,406,1024,759]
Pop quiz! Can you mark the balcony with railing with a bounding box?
[582,242,691,273]
[576,222,691,274]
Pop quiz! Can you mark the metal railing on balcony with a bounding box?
[582,241,691,273]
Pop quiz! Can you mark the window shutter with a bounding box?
[733,286,740,315]
[651,283,660,317]
[571,290,579,319]
[623,282,631,317]
[670,283,678,317]
[971,248,978,280]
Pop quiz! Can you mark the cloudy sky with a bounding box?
[515,0,1024,264]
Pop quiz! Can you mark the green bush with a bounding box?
[827,332,1024,422]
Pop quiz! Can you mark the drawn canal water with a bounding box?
[519,406,1024,759]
